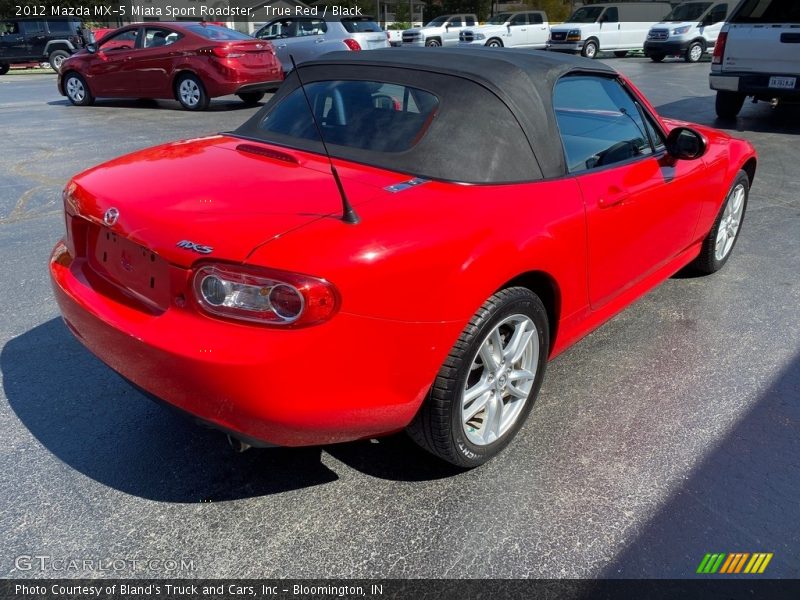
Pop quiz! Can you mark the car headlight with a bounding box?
[474,33,485,40]
[567,29,582,41]
[671,25,691,35]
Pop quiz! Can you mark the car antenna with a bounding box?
[289,55,360,225]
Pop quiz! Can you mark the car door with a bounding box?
[256,18,318,72]
[84,27,141,95]
[20,20,47,58]
[0,20,27,60]
[443,17,465,45]
[527,12,549,48]
[135,27,182,95]
[597,6,620,49]
[553,74,707,309]
[506,13,530,46]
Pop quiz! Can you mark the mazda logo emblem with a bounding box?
[103,207,119,226]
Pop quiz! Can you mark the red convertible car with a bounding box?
[58,22,283,110]
[50,49,756,467]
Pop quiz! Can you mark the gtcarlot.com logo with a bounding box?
[696,552,773,574]
[14,555,196,573]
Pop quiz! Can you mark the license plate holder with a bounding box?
[768,76,796,90]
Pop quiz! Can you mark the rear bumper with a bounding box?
[50,242,461,447]
[710,72,800,98]
[234,80,283,95]
[644,40,691,55]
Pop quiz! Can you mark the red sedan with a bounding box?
[58,22,283,110]
[50,49,756,467]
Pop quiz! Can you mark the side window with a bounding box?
[0,21,20,35]
[554,75,654,173]
[530,13,544,24]
[296,19,327,36]
[710,4,728,23]
[510,14,528,26]
[47,20,76,34]
[99,28,138,51]
[465,16,476,26]
[602,7,619,23]
[21,20,47,35]
[447,18,464,28]
[641,111,665,151]
[143,28,180,48]
[258,20,293,39]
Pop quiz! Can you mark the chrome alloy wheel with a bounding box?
[715,183,746,261]
[179,79,201,107]
[689,43,703,62]
[461,314,539,446]
[66,77,85,102]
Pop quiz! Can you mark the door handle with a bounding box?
[314,38,325,43]
[276,44,287,49]
[598,188,628,209]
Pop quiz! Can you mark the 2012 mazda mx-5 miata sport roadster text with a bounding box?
[50,48,757,467]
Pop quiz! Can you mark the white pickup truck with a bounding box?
[458,11,550,48]
[710,0,800,119]
[402,14,479,47]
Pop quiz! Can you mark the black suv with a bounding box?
[0,17,91,73]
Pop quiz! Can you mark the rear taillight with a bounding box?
[343,38,361,51]
[192,263,339,327]
[199,46,244,59]
[712,31,727,65]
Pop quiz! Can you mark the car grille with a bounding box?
[648,29,669,41]
[402,33,420,42]
[460,31,474,42]
[550,32,567,41]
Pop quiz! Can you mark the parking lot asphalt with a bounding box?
[1,58,799,579]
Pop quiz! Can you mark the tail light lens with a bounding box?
[192,264,339,327]
[343,38,362,51]
[200,46,245,59]
[712,31,727,65]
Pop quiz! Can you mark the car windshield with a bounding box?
[253,80,439,153]
[426,16,448,26]
[341,17,382,33]
[487,13,512,24]
[567,7,604,23]
[184,24,252,40]
[663,2,713,21]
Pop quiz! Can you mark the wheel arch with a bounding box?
[585,36,599,48]
[496,271,561,354]
[486,37,504,47]
[61,69,87,94]
[741,157,757,185]
[425,36,442,45]
[172,69,200,91]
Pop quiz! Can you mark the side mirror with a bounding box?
[666,127,707,160]
[445,23,451,29]
[86,43,97,53]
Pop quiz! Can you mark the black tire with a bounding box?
[715,91,745,120]
[0,63,9,75]
[63,72,94,106]
[425,38,441,47]
[237,92,265,106]
[486,38,503,47]
[407,287,549,468]
[614,50,628,58]
[650,53,666,62]
[581,39,599,58]
[689,170,749,275]
[685,41,703,63]
[175,73,209,110]
[49,50,70,72]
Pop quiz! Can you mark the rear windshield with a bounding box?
[256,80,439,153]
[663,2,713,21]
[341,18,382,33]
[731,0,800,23]
[184,24,252,40]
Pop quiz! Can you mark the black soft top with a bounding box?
[235,48,618,183]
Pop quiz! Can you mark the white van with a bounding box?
[548,2,672,58]
[645,2,730,63]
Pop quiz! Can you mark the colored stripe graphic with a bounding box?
[700,553,774,575]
